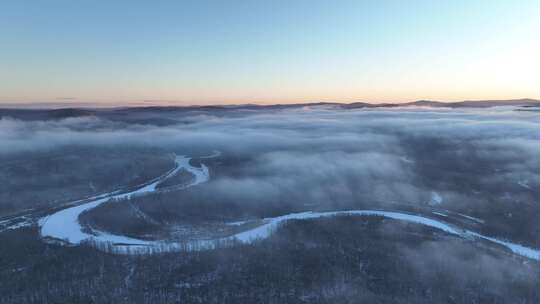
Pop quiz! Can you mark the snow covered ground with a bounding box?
[39,155,210,246]
[428,192,443,206]
[100,209,540,262]
[226,210,540,261]
[457,213,485,224]
[518,180,532,190]
[432,211,448,217]
[0,217,32,232]
[37,153,540,262]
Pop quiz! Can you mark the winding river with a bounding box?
[39,155,209,247]
[38,154,540,261]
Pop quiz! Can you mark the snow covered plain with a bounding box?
[38,154,540,261]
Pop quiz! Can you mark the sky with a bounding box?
[1,0,539,106]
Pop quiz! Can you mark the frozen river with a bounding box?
[38,154,540,261]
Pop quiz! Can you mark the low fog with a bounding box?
[3,106,540,303]
[3,107,540,215]
[3,106,538,244]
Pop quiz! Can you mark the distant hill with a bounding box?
[402,98,540,108]
[345,98,540,109]
[1,99,539,123]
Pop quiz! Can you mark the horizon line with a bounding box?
[0,98,539,110]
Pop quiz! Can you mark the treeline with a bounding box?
[2,216,540,303]
[0,146,174,217]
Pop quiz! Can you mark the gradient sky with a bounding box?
[1,0,540,105]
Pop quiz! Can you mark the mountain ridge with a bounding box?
[1,98,539,122]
